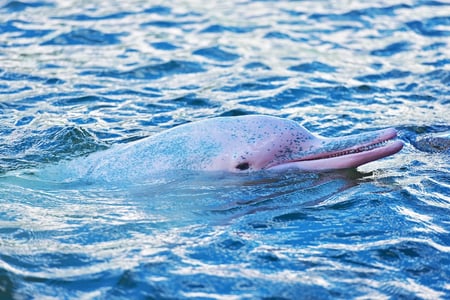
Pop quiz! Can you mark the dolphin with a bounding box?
[44,115,403,182]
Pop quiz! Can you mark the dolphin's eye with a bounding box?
[236,162,250,171]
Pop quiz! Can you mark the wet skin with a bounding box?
[55,115,403,182]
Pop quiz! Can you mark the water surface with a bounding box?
[0,0,449,299]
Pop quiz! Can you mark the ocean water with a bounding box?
[0,0,449,299]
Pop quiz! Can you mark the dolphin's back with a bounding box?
[43,121,222,182]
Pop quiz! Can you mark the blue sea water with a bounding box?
[0,0,449,299]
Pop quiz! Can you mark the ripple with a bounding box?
[371,42,411,57]
[41,28,123,45]
[423,69,450,85]
[406,17,450,37]
[53,95,121,107]
[355,70,412,83]
[200,24,257,34]
[288,61,337,73]
[414,134,450,153]
[143,5,172,15]
[219,82,282,93]
[243,62,271,70]
[150,41,179,51]
[0,68,47,82]
[1,1,53,12]
[83,60,206,80]
[142,20,183,28]
[0,125,107,172]
[53,12,133,21]
[264,31,294,40]
[193,46,240,62]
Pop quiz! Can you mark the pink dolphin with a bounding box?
[58,115,403,182]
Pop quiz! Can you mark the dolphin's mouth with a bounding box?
[309,137,399,160]
[267,128,404,171]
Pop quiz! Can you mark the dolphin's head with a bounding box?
[206,115,403,172]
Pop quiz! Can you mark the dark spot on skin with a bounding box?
[236,162,250,171]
